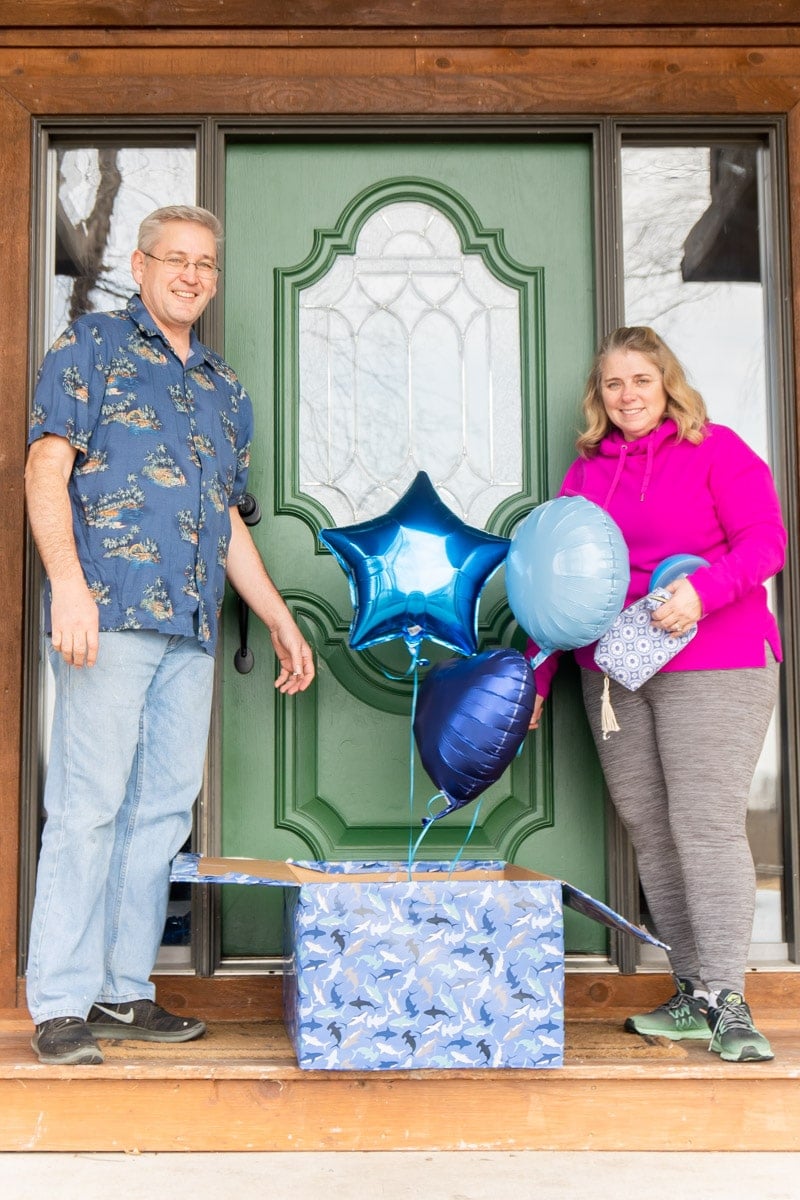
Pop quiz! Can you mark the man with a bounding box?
[25,205,315,1065]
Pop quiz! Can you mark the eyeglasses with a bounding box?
[143,252,221,279]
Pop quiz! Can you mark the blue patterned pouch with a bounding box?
[593,587,697,736]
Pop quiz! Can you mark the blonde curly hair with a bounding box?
[576,326,708,458]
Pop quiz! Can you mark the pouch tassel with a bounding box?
[600,674,620,740]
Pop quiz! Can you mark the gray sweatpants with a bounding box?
[581,660,779,994]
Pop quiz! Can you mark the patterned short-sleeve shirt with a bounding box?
[29,294,253,655]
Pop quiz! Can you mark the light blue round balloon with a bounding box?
[505,496,630,660]
[649,553,709,591]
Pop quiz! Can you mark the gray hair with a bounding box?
[137,206,224,256]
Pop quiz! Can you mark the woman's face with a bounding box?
[600,348,669,442]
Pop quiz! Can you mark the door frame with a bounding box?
[203,114,799,973]
[19,113,799,980]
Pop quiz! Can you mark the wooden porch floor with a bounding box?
[3,972,799,1153]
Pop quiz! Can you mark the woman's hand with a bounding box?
[528,693,545,731]
[652,576,703,637]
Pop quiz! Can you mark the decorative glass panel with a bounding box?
[298,200,523,527]
[621,143,784,955]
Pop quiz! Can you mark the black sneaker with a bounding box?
[87,999,206,1043]
[624,977,710,1040]
[32,1016,104,1065]
[707,989,774,1062]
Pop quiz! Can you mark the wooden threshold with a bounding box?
[3,972,799,1152]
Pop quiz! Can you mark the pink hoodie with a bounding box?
[527,419,786,698]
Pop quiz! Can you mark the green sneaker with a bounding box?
[624,977,710,1041]
[708,989,774,1062]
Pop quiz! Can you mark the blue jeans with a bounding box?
[26,631,215,1024]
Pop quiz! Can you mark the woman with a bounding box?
[528,326,786,1063]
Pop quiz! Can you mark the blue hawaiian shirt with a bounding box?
[29,294,253,655]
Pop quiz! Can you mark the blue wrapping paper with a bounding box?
[172,854,667,1072]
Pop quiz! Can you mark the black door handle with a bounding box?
[233,492,261,674]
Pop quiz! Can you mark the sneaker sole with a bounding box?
[624,1017,710,1041]
[87,1021,206,1043]
[710,1040,774,1063]
[31,1036,104,1065]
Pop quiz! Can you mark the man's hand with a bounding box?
[49,578,100,668]
[268,615,316,694]
[26,434,99,668]
[227,504,316,693]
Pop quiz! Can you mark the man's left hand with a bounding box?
[269,618,316,694]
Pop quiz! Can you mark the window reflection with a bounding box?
[49,145,196,342]
[621,143,784,954]
[681,147,760,284]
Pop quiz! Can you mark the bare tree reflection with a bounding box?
[50,144,195,340]
[66,147,123,321]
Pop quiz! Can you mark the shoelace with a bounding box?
[710,993,753,1038]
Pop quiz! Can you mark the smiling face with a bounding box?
[600,348,669,442]
[130,219,219,349]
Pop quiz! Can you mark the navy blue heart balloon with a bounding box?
[320,472,510,656]
[413,648,535,822]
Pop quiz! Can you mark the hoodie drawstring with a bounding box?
[640,436,655,501]
[602,431,657,506]
[603,443,628,508]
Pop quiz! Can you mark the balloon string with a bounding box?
[389,636,429,875]
[378,644,429,682]
[407,793,445,876]
[408,795,484,879]
[371,637,428,875]
[406,653,422,871]
[448,799,483,877]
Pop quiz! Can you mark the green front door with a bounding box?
[220,136,605,956]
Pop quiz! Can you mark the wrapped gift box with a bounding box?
[171,854,665,1071]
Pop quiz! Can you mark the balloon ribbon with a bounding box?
[378,626,486,880]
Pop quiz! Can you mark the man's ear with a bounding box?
[130,249,145,285]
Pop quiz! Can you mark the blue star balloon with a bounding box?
[320,472,510,656]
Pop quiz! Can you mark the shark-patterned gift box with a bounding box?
[171,854,665,1071]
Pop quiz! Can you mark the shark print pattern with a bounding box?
[171,854,667,1072]
[284,869,566,1070]
[171,856,566,1070]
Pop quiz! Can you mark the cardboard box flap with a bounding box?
[172,853,666,949]
[195,854,540,885]
[198,856,308,884]
[561,881,667,948]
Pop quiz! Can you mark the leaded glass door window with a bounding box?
[297,199,523,526]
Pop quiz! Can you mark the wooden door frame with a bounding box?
[3,2,800,1007]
